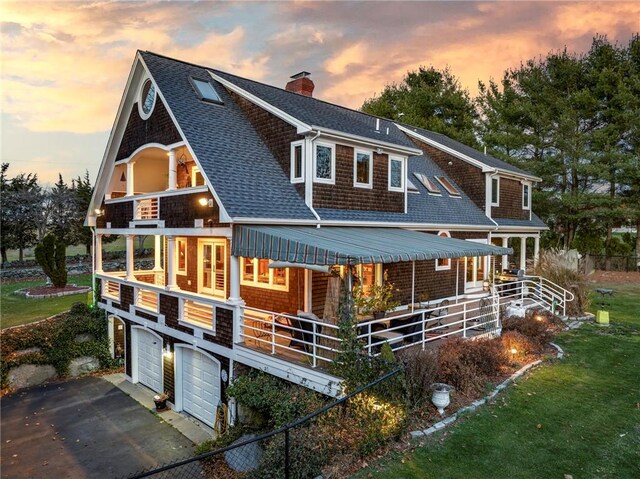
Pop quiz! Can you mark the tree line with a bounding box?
[0,163,93,264]
[362,34,639,258]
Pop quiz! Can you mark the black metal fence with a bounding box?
[124,367,404,479]
[584,254,640,272]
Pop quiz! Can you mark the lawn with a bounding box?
[357,282,640,479]
[0,274,93,330]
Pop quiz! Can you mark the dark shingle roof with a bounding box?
[211,70,419,151]
[140,52,315,221]
[316,154,494,227]
[401,125,538,179]
[494,214,547,229]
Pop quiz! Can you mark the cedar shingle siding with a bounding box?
[492,177,528,220]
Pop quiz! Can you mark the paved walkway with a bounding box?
[1,377,196,479]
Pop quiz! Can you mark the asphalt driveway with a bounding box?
[1,377,195,479]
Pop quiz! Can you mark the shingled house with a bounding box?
[86,51,563,428]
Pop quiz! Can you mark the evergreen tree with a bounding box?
[73,171,94,254]
[2,169,41,262]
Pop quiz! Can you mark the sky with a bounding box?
[1,1,639,186]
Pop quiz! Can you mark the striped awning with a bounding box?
[232,226,512,265]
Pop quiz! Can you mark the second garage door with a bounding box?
[181,348,220,427]
[136,329,162,393]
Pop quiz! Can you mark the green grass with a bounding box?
[356,283,640,479]
[4,235,156,262]
[0,274,93,330]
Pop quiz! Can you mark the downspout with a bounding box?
[91,226,97,307]
[304,131,322,227]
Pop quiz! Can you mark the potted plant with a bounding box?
[352,278,400,319]
[153,392,169,410]
[431,383,453,415]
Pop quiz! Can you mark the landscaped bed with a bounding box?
[352,278,640,479]
[0,302,119,393]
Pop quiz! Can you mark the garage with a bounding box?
[179,347,220,427]
[134,328,163,393]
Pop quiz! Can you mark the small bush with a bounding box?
[502,310,559,351]
[500,331,537,365]
[398,348,438,408]
[435,338,486,396]
[464,338,508,377]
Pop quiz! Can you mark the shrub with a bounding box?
[500,331,537,365]
[398,348,438,408]
[34,232,68,288]
[533,249,590,316]
[502,312,554,351]
[435,338,486,396]
[464,338,508,377]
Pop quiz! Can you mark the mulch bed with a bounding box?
[24,285,88,295]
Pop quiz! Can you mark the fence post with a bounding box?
[312,323,317,368]
[462,302,467,339]
[271,314,276,355]
[421,312,426,350]
[285,428,291,479]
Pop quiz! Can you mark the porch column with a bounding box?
[228,255,241,303]
[501,237,509,271]
[126,161,135,197]
[125,234,135,281]
[534,236,540,266]
[95,234,103,274]
[153,235,162,271]
[519,236,527,272]
[167,150,177,191]
[166,235,178,291]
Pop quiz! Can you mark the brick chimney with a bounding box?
[285,71,314,97]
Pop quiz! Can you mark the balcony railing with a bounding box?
[493,276,574,316]
[134,197,159,220]
[135,287,158,312]
[181,299,216,332]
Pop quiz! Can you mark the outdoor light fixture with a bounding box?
[163,344,173,358]
[198,197,214,207]
[510,347,518,355]
[94,208,104,216]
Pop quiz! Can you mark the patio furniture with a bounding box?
[390,312,424,344]
[471,297,492,331]
[430,299,450,330]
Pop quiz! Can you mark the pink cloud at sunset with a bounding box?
[0,1,638,184]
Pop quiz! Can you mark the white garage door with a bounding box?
[136,329,162,393]
[181,348,220,427]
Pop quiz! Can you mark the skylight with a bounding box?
[435,176,461,197]
[191,78,223,104]
[413,173,441,195]
[407,178,419,193]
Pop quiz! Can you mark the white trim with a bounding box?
[191,165,204,188]
[97,226,232,237]
[131,326,164,393]
[388,156,405,192]
[396,124,542,182]
[113,141,186,165]
[105,185,207,204]
[353,148,373,189]
[197,238,227,298]
[310,126,422,156]
[491,176,500,206]
[290,140,305,184]
[176,237,187,275]
[522,183,531,210]
[435,231,452,271]
[137,77,157,120]
[240,257,289,291]
[313,141,336,184]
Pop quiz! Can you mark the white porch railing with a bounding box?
[135,287,158,312]
[181,299,216,331]
[494,276,574,316]
[134,197,159,220]
[102,279,120,301]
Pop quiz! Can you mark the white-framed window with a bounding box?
[137,78,156,120]
[191,166,205,187]
[388,156,404,192]
[522,183,531,210]
[240,258,289,291]
[355,263,381,296]
[314,142,335,184]
[435,231,452,271]
[491,177,500,206]
[353,149,373,188]
[198,239,226,298]
[176,237,187,275]
[290,140,304,183]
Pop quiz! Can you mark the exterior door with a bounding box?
[198,240,226,297]
[135,329,162,393]
[465,239,488,291]
[181,348,220,427]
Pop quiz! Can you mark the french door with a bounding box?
[198,239,226,297]
[465,239,488,291]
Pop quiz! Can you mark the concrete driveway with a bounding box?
[1,377,195,479]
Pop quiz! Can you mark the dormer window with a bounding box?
[138,78,156,120]
[435,176,461,197]
[414,173,441,195]
[290,141,304,183]
[388,157,404,192]
[314,142,335,184]
[190,77,223,104]
[354,149,373,188]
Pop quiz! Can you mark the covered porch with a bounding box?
[232,225,512,373]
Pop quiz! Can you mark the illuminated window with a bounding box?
[435,176,461,197]
[354,149,373,188]
[176,237,187,275]
[191,166,205,187]
[435,231,451,271]
[240,258,289,291]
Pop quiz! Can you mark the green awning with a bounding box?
[233,226,512,265]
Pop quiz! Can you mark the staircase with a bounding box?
[494,275,575,318]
